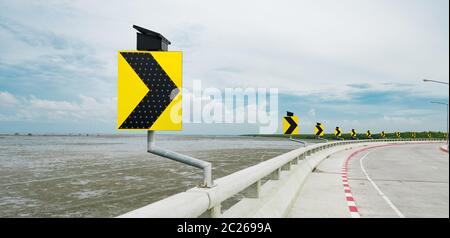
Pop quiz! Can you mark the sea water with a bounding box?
[0,134,301,217]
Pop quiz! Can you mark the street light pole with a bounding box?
[422,79,448,145]
[423,79,449,85]
[430,101,449,145]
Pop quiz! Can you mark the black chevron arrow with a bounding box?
[315,123,323,136]
[284,117,297,134]
[119,52,179,129]
[335,127,341,136]
[351,129,356,137]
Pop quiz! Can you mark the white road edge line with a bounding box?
[359,150,406,218]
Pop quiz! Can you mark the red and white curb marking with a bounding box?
[342,151,361,218]
[342,144,399,218]
[342,141,444,218]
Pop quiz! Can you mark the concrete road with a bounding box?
[288,142,448,218]
[348,143,448,218]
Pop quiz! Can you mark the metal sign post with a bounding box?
[283,111,307,146]
[118,25,212,187]
[314,122,328,142]
[351,129,358,140]
[289,136,308,147]
[334,127,344,140]
[147,131,212,187]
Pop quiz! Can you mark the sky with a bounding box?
[0,0,448,135]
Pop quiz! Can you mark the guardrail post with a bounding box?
[246,180,262,199]
[210,205,221,218]
[282,162,291,171]
[272,168,282,180]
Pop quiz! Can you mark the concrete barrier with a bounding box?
[117,190,209,218]
[118,138,445,218]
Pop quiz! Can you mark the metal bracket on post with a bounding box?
[317,137,329,143]
[289,136,308,147]
[147,131,213,188]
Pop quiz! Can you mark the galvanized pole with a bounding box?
[147,131,212,187]
[430,101,449,146]
[289,136,307,147]
[134,25,213,187]
[423,79,449,85]
[423,79,449,145]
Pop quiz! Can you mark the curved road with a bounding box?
[348,143,449,218]
[289,142,449,218]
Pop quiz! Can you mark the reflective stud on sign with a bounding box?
[117,51,182,130]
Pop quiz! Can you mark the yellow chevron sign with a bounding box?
[117,51,182,130]
[411,132,416,138]
[314,123,324,137]
[283,115,299,135]
[427,132,432,138]
[350,129,357,138]
[381,131,386,138]
[334,127,342,137]
[366,130,372,138]
[396,132,401,138]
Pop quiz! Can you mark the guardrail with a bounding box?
[118,138,445,218]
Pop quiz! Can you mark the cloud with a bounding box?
[0,0,448,134]
[308,108,316,117]
[29,97,80,111]
[382,115,421,125]
[2,0,448,97]
[0,8,114,101]
[0,91,116,124]
[0,91,19,106]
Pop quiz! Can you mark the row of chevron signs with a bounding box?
[282,112,438,139]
